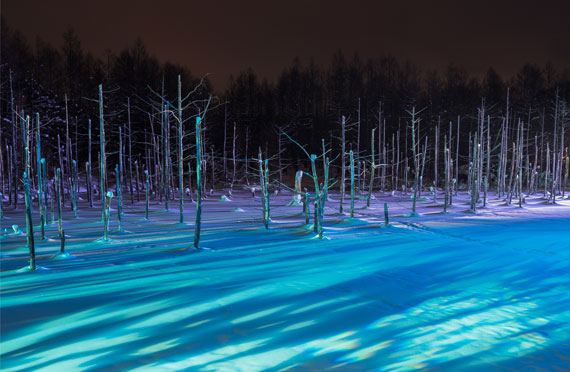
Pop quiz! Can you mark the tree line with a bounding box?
[1,21,569,187]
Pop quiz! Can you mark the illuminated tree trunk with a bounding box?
[419,137,427,198]
[103,191,113,241]
[444,136,448,213]
[309,154,322,233]
[178,75,184,223]
[350,150,355,218]
[367,128,376,208]
[9,70,18,208]
[357,98,361,191]
[135,160,141,203]
[56,168,63,248]
[304,192,310,225]
[72,160,78,218]
[244,126,249,186]
[88,119,93,207]
[118,126,123,206]
[223,103,228,184]
[65,95,72,200]
[410,108,419,215]
[99,85,107,220]
[434,123,438,202]
[115,164,122,231]
[36,114,46,240]
[24,171,35,270]
[264,158,270,228]
[193,117,203,249]
[320,157,329,239]
[518,123,524,208]
[455,116,460,196]
[164,104,170,211]
[145,170,150,220]
[340,116,346,213]
[258,149,269,229]
[471,133,478,213]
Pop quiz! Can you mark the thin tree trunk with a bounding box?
[24,171,35,270]
[88,119,93,207]
[99,85,107,221]
[193,117,203,249]
[367,128,375,208]
[116,164,122,231]
[178,75,184,223]
[350,150,355,218]
[340,116,346,213]
[411,108,419,215]
[223,102,228,185]
[145,170,150,219]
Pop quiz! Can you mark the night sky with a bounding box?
[4,0,570,90]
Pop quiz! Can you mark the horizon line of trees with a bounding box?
[1,21,569,188]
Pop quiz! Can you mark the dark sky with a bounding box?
[4,0,570,90]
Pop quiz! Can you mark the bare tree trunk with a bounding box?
[484,117,490,206]
[434,122,438,200]
[433,118,439,194]
[99,85,107,220]
[419,137,427,198]
[340,116,346,213]
[232,122,237,188]
[119,126,123,201]
[518,123,524,208]
[244,126,249,186]
[24,171,35,270]
[187,162,193,202]
[56,168,63,243]
[9,70,18,208]
[258,150,269,230]
[145,170,150,220]
[470,133,478,213]
[444,135,448,213]
[163,103,170,210]
[410,108,419,215]
[367,128,375,208]
[356,98,361,191]
[136,160,141,203]
[72,160,78,218]
[36,114,45,240]
[378,102,382,189]
[178,75,184,223]
[382,120,387,191]
[57,134,65,207]
[544,142,550,198]
[41,159,48,230]
[88,119,93,207]
[223,102,228,185]
[396,127,400,193]
[390,132,396,190]
[350,150,355,218]
[562,147,570,197]
[115,164,122,231]
[193,117,203,249]
[65,95,73,206]
[103,192,113,241]
[455,115,460,195]
[211,146,215,191]
[128,98,134,205]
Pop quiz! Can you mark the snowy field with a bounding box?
[1,190,569,371]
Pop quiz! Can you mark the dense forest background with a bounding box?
[1,21,569,185]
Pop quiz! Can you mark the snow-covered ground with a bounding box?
[1,190,569,371]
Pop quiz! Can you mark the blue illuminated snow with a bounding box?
[1,191,569,371]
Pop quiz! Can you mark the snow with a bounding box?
[1,190,569,371]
